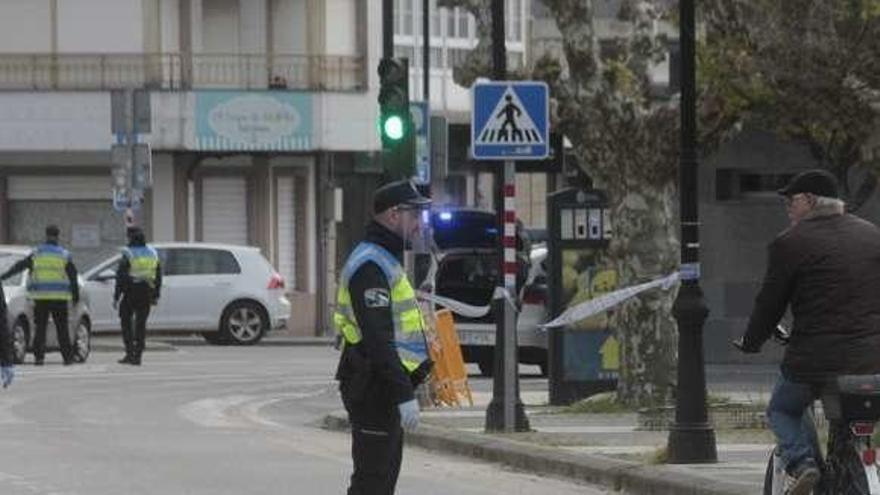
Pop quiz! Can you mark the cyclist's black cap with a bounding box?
[45,225,60,238]
[373,179,431,214]
[777,169,839,198]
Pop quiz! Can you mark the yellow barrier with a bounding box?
[426,309,473,407]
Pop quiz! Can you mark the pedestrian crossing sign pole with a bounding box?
[471,81,549,161]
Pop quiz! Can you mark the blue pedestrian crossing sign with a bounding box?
[471,81,549,160]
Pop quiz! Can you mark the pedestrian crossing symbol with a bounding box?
[471,81,549,160]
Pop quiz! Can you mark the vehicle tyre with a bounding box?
[72,318,91,363]
[829,442,870,494]
[11,318,29,365]
[477,356,493,377]
[201,332,228,345]
[220,301,267,345]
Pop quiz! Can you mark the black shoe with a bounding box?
[130,357,142,366]
[118,355,132,364]
[34,357,44,366]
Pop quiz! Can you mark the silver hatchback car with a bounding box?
[0,246,92,364]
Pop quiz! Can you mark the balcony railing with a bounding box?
[0,53,367,91]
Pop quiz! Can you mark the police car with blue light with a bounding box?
[425,208,548,376]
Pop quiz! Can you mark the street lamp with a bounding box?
[666,0,718,464]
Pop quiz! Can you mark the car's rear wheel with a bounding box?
[72,318,91,363]
[220,301,267,345]
[11,317,29,364]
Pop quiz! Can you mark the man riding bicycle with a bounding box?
[735,169,880,495]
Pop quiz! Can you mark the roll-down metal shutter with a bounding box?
[201,176,248,245]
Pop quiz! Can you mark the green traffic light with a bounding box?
[383,115,405,141]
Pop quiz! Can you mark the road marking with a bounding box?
[179,388,331,429]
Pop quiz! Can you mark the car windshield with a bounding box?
[0,253,25,287]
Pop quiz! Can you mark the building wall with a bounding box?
[58,0,144,53]
[0,0,52,52]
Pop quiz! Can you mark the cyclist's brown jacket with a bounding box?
[742,210,880,382]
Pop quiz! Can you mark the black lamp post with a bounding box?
[666,0,718,464]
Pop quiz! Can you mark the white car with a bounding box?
[83,243,291,345]
[0,246,92,364]
[429,209,549,376]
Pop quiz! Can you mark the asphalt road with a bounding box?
[0,344,608,495]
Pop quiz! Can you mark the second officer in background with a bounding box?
[114,227,161,365]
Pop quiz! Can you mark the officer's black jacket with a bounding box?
[336,221,414,405]
[0,240,79,303]
[114,242,163,303]
[0,284,13,366]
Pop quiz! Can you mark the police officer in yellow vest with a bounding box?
[0,225,78,365]
[334,180,433,495]
[113,227,161,366]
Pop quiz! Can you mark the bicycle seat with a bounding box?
[821,374,880,421]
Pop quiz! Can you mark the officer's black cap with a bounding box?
[777,169,839,198]
[45,225,60,238]
[373,180,431,214]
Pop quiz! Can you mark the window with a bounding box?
[446,8,456,38]
[163,249,241,276]
[458,10,470,38]
[431,47,443,68]
[0,254,24,286]
[715,169,796,201]
[394,46,415,64]
[393,0,402,35]
[508,0,522,42]
[431,0,441,36]
[401,0,413,35]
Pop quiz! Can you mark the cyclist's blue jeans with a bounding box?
[767,374,820,472]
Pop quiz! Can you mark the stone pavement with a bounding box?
[324,387,776,495]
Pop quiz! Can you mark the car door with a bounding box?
[160,248,240,329]
[83,256,121,331]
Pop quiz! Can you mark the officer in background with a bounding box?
[334,180,434,495]
[113,227,161,366]
[0,225,78,365]
[0,284,16,387]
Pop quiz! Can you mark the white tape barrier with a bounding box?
[418,272,680,327]
[540,272,680,329]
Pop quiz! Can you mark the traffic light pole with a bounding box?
[383,0,393,58]
[484,0,529,433]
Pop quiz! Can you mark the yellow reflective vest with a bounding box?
[28,244,72,301]
[123,246,159,288]
[333,242,429,375]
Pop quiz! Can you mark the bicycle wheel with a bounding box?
[827,426,870,495]
[763,450,784,495]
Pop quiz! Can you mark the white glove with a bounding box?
[1,365,14,388]
[398,399,420,432]
[112,299,119,311]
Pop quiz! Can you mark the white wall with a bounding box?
[272,0,308,53]
[160,0,181,52]
[0,0,51,52]
[239,0,266,53]
[324,0,357,56]
[0,93,112,151]
[314,93,379,151]
[58,0,143,53]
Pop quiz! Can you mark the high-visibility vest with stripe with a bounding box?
[123,246,159,288]
[28,244,72,301]
[333,242,429,375]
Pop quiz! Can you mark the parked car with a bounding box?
[429,209,549,376]
[0,246,92,364]
[82,243,290,345]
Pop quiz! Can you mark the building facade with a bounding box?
[0,0,385,335]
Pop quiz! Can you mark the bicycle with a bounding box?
[736,326,880,494]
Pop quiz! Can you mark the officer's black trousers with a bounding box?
[119,287,151,360]
[33,301,72,362]
[341,382,403,495]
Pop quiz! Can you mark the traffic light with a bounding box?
[378,57,415,179]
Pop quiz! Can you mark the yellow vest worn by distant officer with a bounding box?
[123,246,159,288]
[333,242,429,375]
[28,244,72,301]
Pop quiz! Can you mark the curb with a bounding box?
[322,412,753,495]
[90,339,177,353]
[155,337,335,347]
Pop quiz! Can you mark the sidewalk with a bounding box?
[323,389,773,495]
